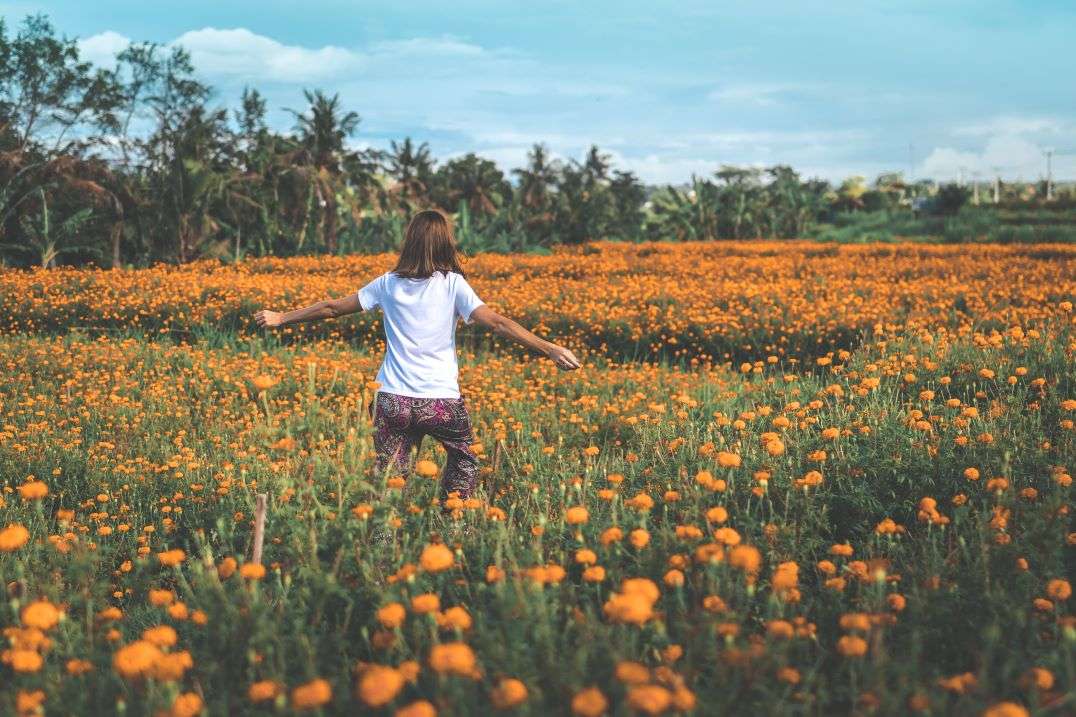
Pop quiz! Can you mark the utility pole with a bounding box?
[991,167,1001,204]
[1044,149,1054,201]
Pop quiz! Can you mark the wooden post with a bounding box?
[252,494,268,565]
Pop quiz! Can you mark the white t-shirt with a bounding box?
[357,270,485,399]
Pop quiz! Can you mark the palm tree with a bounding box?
[432,153,509,219]
[386,137,434,212]
[285,89,364,253]
[287,90,359,171]
[513,144,557,209]
[715,166,762,238]
[511,143,559,242]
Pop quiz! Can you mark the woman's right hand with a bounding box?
[547,344,582,370]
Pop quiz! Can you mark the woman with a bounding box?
[254,209,581,501]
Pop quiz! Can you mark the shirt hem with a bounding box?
[374,385,462,400]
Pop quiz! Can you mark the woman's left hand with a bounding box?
[254,310,283,328]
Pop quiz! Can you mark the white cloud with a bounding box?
[368,36,488,58]
[171,28,363,83]
[707,83,822,107]
[953,115,1063,137]
[919,134,1051,181]
[78,30,131,67]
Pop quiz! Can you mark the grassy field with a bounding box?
[0,242,1074,716]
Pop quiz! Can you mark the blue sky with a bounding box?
[3,0,1075,183]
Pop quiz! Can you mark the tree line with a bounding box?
[0,14,1030,268]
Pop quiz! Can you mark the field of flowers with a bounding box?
[0,241,1074,716]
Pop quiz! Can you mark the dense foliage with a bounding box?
[3,14,1074,269]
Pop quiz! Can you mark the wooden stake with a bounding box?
[252,493,268,565]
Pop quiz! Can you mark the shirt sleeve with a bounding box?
[453,274,485,324]
[357,274,383,312]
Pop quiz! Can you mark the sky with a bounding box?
[3,0,1075,184]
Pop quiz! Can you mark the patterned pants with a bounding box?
[368,391,479,499]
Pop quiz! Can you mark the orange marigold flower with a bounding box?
[419,543,455,573]
[410,593,440,614]
[0,524,31,552]
[716,451,741,468]
[291,678,333,710]
[357,665,404,707]
[428,642,478,678]
[615,661,650,684]
[21,600,61,631]
[217,557,238,579]
[490,678,528,709]
[142,625,178,648]
[248,680,283,703]
[240,563,267,580]
[837,635,868,657]
[626,684,673,715]
[1046,579,1071,601]
[982,702,1029,717]
[377,602,406,629]
[414,460,439,478]
[565,506,589,525]
[170,692,203,717]
[571,687,608,717]
[156,549,186,567]
[113,640,163,679]
[18,481,48,500]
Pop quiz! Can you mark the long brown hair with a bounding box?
[392,209,466,279]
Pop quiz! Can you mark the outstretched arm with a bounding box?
[254,294,362,329]
[469,305,581,370]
